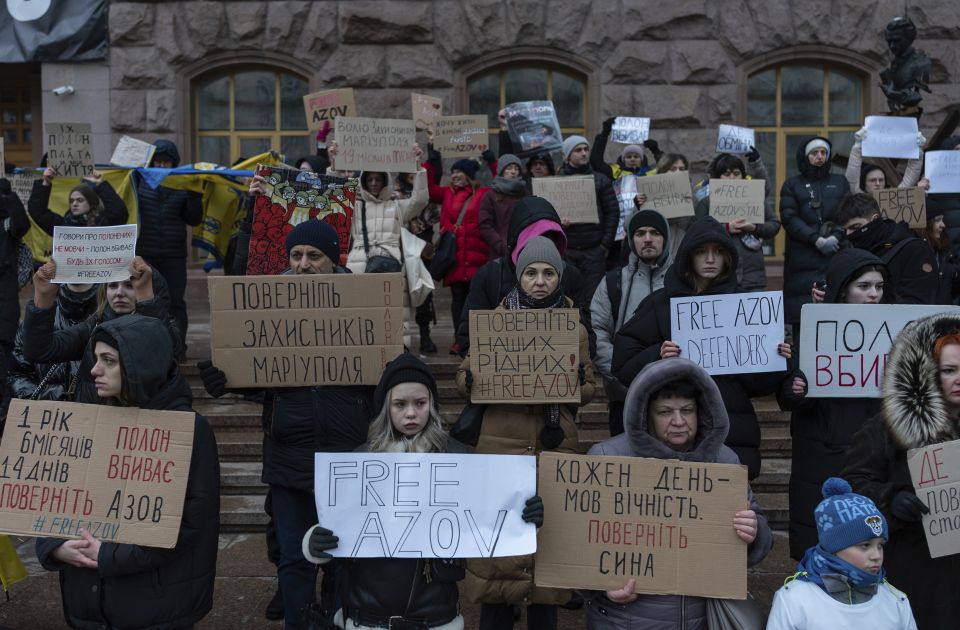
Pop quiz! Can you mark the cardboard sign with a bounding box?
[303,88,356,131]
[636,171,695,219]
[208,273,405,387]
[411,93,442,132]
[0,399,194,549]
[9,172,38,207]
[908,439,960,558]
[433,115,488,156]
[503,101,563,157]
[925,151,960,194]
[614,175,637,241]
[716,124,755,155]
[670,291,786,376]
[468,308,580,404]
[51,224,137,284]
[334,117,418,174]
[314,452,537,558]
[110,135,156,168]
[44,123,94,178]
[862,115,920,160]
[708,178,765,224]
[535,452,749,597]
[799,304,960,397]
[872,186,927,228]
[532,175,599,224]
[611,117,650,145]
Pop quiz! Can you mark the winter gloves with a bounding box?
[197,360,227,398]
[746,145,761,163]
[308,527,339,559]
[522,495,544,528]
[815,236,840,255]
[890,491,930,523]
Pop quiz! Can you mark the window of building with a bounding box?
[195,68,309,166]
[1,81,33,167]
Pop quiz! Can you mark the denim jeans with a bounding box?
[270,485,319,630]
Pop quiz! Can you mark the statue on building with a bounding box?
[880,16,931,116]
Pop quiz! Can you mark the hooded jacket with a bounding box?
[346,169,427,272]
[586,359,772,629]
[135,140,203,259]
[27,178,129,237]
[477,160,528,258]
[36,315,219,630]
[557,162,620,251]
[779,136,850,322]
[843,312,960,630]
[612,217,788,479]
[845,218,938,304]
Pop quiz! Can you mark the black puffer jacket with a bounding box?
[27,178,129,236]
[779,136,849,323]
[845,218,938,304]
[135,140,203,259]
[557,162,619,251]
[0,179,29,347]
[36,314,219,630]
[612,217,788,479]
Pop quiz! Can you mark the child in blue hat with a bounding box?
[767,477,917,629]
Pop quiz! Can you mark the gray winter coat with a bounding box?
[585,358,773,630]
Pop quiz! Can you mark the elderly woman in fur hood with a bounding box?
[843,313,960,630]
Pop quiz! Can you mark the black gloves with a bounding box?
[197,360,227,398]
[481,149,496,165]
[522,495,544,528]
[643,139,662,161]
[464,369,474,392]
[308,527,339,558]
[746,145,761,163]
[601,117,616,135]
[890,491,929,523]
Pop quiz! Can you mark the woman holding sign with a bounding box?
[35,314,220,630]
[27,168,128,235]
[843,312,960,629]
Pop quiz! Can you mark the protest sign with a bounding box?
[433,115,488,156]
[0,399,194,548]
[246,165,355,276]
[208,273,405,387]
[303,88,356,131]
[862,115,920,160]
[636,171,696,219]
[872,186,927,228]
[110,136,156,168]
[611,117,650,145]
[614,175,637,241]
[468,308,580,404]
[411,93,442,132]
[334,117,418,174]
[716,125,755,155]
[908,439,960,558]
[45,123,94,178]
[925,151,960,194]
[536,452,748,597]
[314,452,537,558]
[708,178,765,224]
[532,176,598,224]
[799,304,960,397]
[9,172,37,207]
[670,291,786,376]
[51,224,137,284]
[503,101,563,157]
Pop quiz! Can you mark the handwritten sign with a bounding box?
[411,93,442,132]
[45,123,94,178]
[334,117,418,173]
[532,175,598,224]
[908,439,960,558]
[872,186,927,228]
[433,115,488,156]
[110,136,156,168]
[799,304,960,397]
[468,308,580,404]
[611,117,650,145]
[716,125,755,155]
[503,101,563,157]
[709,178,765,224]
[670,291,786,376]
[303,88,356,131]
[614,175,637,241]
[0,399,194,548]
[925,151,960,194]
[314,452,537,558]
[208,274,405,387]
[536,452,749,597]
[862,115,920,160]
[51,224,137,284]
[9,172,37,207]
[636,171,695,219]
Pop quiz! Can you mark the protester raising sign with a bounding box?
[535,452,749,598]
[503,101,563,157]
[334,117,418,173]
[862,115,920,160]
[872,186,927,228]
[708,179,765,224]
[908,439,960,559]
[45,123,94,178]
[433,115,488,156]
[0,399,195,548]
[925,151,960,194]
[469,308,580,404]
[303,88,356,131]
[670,291,786,376]
[716,125,755,155]
[610,117,650,145]
[208,273,405,388]
[411,93,442,132]
[314,452,537,558]
[532,175,598,224]
[636,171,696,219]
[51,224,137,283]
[799,304,960,397]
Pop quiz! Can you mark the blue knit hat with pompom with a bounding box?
[814,477,888,553]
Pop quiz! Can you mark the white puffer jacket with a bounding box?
[346,169,428,272]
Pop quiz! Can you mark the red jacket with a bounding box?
[425,160,490,285]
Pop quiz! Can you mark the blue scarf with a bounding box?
[795,545,885,591]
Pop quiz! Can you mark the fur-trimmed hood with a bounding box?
[883,312,960,450]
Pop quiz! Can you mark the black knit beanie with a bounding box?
[373,352,439,413]
[284,219,341,265]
